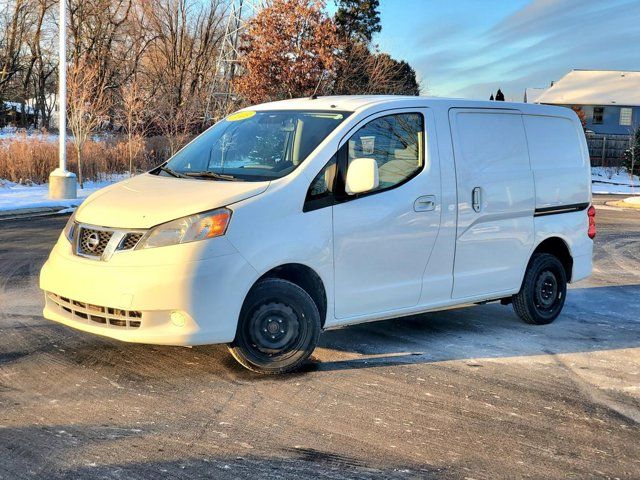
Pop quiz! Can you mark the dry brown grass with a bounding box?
[0,133,175,184]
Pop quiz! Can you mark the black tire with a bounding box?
[513,253,567,325]
[228,278,321,374]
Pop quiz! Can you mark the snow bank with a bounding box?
[0,174,127,213]
[591,167,640,195]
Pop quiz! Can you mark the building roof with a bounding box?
[2,101,34,115]
[537,70,640,107]
[524,87,547,103]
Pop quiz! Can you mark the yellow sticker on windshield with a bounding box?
[226,110,256,121]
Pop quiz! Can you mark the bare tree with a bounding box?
[68,0,134,125]
[19,0,57,127]
[67,59,110,187]
[119,75,149,175]
[0,0,30,104]
[142,0,224,153]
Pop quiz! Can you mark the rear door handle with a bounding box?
[472,187,481,212]
[414,195,436,212]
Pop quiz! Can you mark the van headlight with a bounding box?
[63,211,77,243]
[136,208,232,249]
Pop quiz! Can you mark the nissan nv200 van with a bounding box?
[40,96,594,374]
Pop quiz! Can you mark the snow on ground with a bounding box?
[0,175,126,213]
[0,126,58,142]
[0,126,114,142]
[591,167,640,195]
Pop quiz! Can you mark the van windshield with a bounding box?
[158,110,350,181]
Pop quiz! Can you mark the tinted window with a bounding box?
[347,113,424,192]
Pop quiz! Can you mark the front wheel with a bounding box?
[513,253,567,325]
[228,278,321,374]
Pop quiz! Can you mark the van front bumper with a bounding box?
[39,236,258,346]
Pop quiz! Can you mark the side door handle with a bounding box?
[472,187,481,212]
[414,195,436,212]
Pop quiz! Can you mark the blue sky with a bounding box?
[330,0,640,101]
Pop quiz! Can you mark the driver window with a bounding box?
[347,113,424,192]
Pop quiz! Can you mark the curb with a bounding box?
[606,200,640,210]
[0,206,73,221]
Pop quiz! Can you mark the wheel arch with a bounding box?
[531,236,573,282]
[250,263,328,328]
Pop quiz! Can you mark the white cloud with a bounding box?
[410,0,640,99]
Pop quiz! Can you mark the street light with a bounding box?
[49,0,76,200]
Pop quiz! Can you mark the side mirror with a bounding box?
[345,157,379,195]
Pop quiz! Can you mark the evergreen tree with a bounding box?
[391,59,420,96]
[495,89,505,101]
[622,127,640,177]
[334,0,381,43]
[490,93,494,100]
[332,0,419,96]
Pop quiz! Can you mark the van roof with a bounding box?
[248,95,574,117]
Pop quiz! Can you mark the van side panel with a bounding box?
[524,111,593,284]
[449,109,535,299]
[522,114,590,209]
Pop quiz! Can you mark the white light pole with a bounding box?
[49,0,76,200]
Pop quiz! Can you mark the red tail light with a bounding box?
[587,205,596,239]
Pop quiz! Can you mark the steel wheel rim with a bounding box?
[534,269,561,312]
[247,302,304,358]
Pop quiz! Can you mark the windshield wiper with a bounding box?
[183,171,240,181]
[159,166,188,178]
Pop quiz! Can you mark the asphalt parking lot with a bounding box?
[1,195,639,479]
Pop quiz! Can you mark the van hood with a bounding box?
[76,173,269,229]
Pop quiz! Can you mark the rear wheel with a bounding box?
[513,253,567,325]
[228,278,321,374]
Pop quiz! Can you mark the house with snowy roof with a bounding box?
[1,93,58,129]
[532,70,640,136]
[0,100,35,127]
[523,87,547,104]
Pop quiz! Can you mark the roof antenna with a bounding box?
[310,71,327,100]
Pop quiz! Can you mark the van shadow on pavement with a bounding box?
[309,283,640,372]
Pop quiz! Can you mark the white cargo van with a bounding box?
[40,96,595,374]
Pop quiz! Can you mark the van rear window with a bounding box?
[523,115,583,169]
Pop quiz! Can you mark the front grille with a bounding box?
[121,233,143,250]
[47,293,142,328]
[79,227,112,256]
[74,224,146,260]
